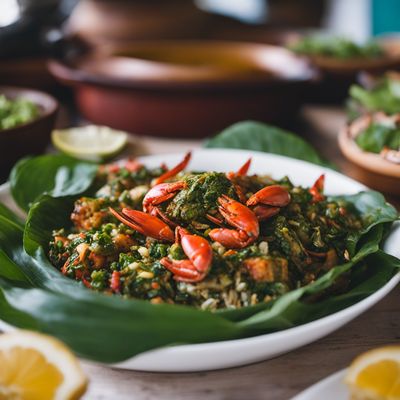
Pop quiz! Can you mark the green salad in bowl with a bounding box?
[345,112,400,164]
[0,95,40,130]
[289,36,384,60]
[348,72,400,118]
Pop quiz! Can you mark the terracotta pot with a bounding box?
[338,114,400,196]
[49,40,316,138]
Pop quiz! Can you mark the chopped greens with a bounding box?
[48,162,363,310]
[289,36,383,59]
[0,95,40,130]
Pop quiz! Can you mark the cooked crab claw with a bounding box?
[247,185,290,207]
[160,227,213,282]
[152,152,192,186]
[143,181,186,214]
[209,195,259,249]
[246,185,290,221]
[109,207,174,242]
[309,174,325,202]
[235,157,252,176]
[226,157,252,180]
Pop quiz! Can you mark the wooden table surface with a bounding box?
[77,106,399,400]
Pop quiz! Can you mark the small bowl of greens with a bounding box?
[339,112,400,196]
[289,35,400,72]
[288,34,400,102]
[347,71,400,119]
[0,87,58,180]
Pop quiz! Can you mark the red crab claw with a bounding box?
[251,205,281,221]
[143,182,186,214]
[247,185,291,207]
[109,207,174,242]
[226,157,252,179]
[209,195,259,249]
[246,185,290,221]
[236,157,252,176]
[226,158,252,202]
[152,152,191,186]
[309,174,325,202]
[160,227,213,282]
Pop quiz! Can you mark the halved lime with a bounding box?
[52,125,128,161]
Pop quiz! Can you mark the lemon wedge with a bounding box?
[345,346,400,400]
[52,125,128,161]
[0,331,88,400]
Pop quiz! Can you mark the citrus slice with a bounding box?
[345,346,400,400]
[52,125,128,161]
[0,331,88,400]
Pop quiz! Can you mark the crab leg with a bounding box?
[309,174,325,202]
[160,227,213,282]
[209,195,259,249]
[109,207,174,242]
[236,157,252,176]
[152,152,191,186]
[226,158,252,202]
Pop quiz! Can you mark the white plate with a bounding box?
[291,369,348,400]
[0,149,399,372]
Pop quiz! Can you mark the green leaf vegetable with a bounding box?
[349,76,400,117]
[355,122,400,153]
[10,154,98,212]
[205,121,335,169]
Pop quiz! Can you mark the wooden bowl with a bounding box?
[0,87,58,180]
[48,41,316,138]
[338,114,400,196]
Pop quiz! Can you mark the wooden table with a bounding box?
[78,106,399,399]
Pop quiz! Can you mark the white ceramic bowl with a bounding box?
[0,149,399,372]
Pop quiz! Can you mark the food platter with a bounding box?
[0,149,399,372]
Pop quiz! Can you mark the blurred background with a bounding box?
[1,0,397,91]
[1,0,400,191]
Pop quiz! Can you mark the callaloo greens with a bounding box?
[0,121,398,363]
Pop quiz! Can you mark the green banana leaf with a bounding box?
[9,155,98,212]
[204,121,335,169]
[0,187,397,362]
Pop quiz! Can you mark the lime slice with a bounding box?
[52,125,128,161]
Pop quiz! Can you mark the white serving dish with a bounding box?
[0,149,398,372]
